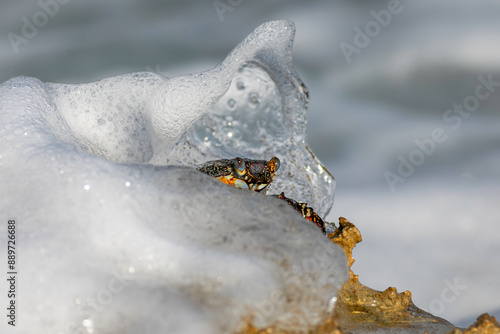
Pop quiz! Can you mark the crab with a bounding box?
[196,157,280,193]
[197,156,328,233]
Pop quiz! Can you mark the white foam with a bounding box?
[0,21,346,333]
[46,20,297,163]
[43,20,334,215]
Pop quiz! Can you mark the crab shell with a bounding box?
[197,157,280,193]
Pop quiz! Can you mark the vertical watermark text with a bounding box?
[6,219,17,327]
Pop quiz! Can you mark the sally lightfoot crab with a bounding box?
[196,157,280,193]
[197,156,329,233]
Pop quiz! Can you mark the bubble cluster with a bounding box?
[166,62,334,215]
[44,19,334,217]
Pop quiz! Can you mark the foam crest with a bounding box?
[46,21,296,163]
[46,20,333,215]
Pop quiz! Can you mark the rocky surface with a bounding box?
[237,217,500,334]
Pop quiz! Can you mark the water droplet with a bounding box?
[236,81,245,90]
[227,98,236,109]
[125,181,131,187]
[227,132,233,138]
[83,184,90,191]
[249,92,260,105]
[82,319,93,327]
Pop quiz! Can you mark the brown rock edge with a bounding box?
[237,218,500,334]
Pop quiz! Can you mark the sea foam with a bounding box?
[0,20,345,333]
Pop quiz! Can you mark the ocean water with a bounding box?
[1,0,499,330]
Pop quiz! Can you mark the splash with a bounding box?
[0,21,344,333]
[46,20,334,216]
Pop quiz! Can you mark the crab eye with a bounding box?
[233,157,245,172]
[269,157,280,173]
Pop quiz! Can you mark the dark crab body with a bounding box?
[196,157,280,193]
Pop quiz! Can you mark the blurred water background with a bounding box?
[1,0,499,326]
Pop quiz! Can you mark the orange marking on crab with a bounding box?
[216,175,233,186]
[216,175,249,190]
